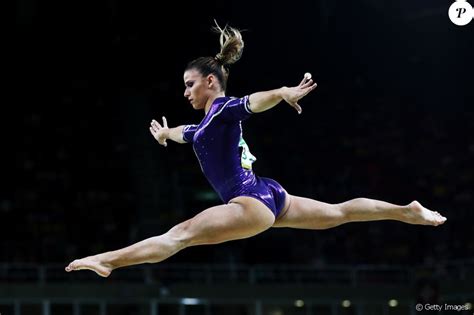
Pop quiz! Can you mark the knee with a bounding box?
[333,202,354,221]
[166,219,195,248]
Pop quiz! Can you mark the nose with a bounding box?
[184,89,190,98]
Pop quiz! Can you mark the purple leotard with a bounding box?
[182,96,286,217]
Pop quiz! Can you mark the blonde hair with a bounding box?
[185,21,244,92]
[213,21,244,66]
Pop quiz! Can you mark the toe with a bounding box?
[66,261,77,271]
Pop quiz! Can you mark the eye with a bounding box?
[185,81,194,88]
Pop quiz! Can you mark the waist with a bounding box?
[206,169,256,202]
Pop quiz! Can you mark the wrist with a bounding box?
[164,129,171,140]
[278,86,288,99]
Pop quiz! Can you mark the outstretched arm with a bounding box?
[248,73,317,114]
[149,117,186,147]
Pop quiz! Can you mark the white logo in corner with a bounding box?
[449,0,473,26]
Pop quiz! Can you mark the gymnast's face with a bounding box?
[183,68,212,110]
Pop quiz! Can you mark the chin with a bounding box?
[192,103,204,110]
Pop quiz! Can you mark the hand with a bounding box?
[281,74,317,114]
[149,117,169,147]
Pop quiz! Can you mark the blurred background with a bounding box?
[4,0,473,314]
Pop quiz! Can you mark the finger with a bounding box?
[152,119,163,129]
[293,102,302,115]
[150,121,159,133]
[302,82,318,96]
[158,138,167,147]
[298,75,308,87]
[149,126,157,136]
[300,79,314,89]
[299,73,312,86]
[162,116,168,128]
[295,103,303,114]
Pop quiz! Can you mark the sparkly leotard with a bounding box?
[182,96,286,217]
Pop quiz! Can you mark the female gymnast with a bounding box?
[66,24,446,277]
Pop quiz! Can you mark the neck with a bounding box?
[204,92,225,114]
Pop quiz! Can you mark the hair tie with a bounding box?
[214,53,224,64]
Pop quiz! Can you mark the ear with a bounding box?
[206,74,217,88]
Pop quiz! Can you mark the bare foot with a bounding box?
[402,201,447,226]
[65,255,113,277]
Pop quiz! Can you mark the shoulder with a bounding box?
[213,96,235,108]
[211,96,252,122]
[209,96,237,114]
[214,96,249,110]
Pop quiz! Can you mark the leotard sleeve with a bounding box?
[219,95,253,123]
[182,124,199,143]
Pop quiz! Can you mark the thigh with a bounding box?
[173,196,275,246]
[273,194,345,229]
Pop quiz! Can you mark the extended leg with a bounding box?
[273,194,446,229]
[65,197,275,277]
